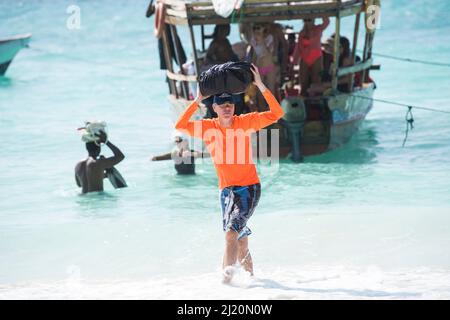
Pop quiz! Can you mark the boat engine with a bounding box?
[281,96,307,162]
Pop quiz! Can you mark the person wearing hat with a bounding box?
[151,131,208,175]
[75,129,125,194]
[174,65,284,283]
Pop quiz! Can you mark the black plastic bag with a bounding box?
[198,61,254,97]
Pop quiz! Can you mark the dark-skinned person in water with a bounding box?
[75,129,126,194]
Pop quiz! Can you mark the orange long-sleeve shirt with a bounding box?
[175,89,284,189]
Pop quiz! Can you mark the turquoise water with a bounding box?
[1,0,450,297]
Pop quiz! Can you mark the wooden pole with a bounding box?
[331,10,341,91]
[362,5,377,84]
[169,24,189,99]
[188,22,201,82]
[201,25,205,52]
[161,28,178,98]
[350,12,361,90]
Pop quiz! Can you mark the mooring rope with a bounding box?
[370,52,450,68]
[349,94,450,115]
[348,94,450,147]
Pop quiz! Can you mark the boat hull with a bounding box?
[277,84,374,159]
[0,34,31,76]
[327,84,374,151]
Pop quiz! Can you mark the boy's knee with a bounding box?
[237,237,248,249]
[225,230,238,243]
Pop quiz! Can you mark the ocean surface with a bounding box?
[1,0,449,299]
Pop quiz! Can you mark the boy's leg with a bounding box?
[223,230,239,268]
[238,236,253,275]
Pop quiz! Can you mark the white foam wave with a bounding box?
[1,265,450,300]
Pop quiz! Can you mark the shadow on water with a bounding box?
[247,277,421,299]
[305,124,380,164]
[75,191,120,218]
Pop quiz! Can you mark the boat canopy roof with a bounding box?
[163,0,367,26]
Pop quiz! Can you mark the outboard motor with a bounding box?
[280,96,307,162]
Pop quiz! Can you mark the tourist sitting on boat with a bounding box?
[291,17,330,96]
[247,23,279,111]
[151,131,209,175]
[308,35,354,96]
[204,24,238,67]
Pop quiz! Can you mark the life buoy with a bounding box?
[154,2,166,39]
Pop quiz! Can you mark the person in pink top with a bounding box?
[291,17,330,96]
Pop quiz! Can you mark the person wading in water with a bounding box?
[175,65,284,282]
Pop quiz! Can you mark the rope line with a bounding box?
[370,52,450,68]
[349,94,450,115]
[346,94,449,147]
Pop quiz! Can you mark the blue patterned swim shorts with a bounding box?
[220,183,261,240]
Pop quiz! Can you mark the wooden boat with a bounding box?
[0,33,31,76]
[150,0,380,161]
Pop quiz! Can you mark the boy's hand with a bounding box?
[196,86,209,102]
[250,64,266,92]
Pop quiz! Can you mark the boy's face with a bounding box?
[213,103,235,121]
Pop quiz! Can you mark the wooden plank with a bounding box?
[185,0,361,14]
[162,0,187,7]
[185,0,355,8]
[165,15,188,25]
[185,5,361,25]
[185,2,362,22]
[337,58,373,77]
[166,0,363,25]
[188,2,344,16]
[166,8,187,18]
[166,70,198,82]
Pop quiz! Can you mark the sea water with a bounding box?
[0,0,450,299]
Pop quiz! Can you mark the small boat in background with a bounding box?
[0,33,31,76]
